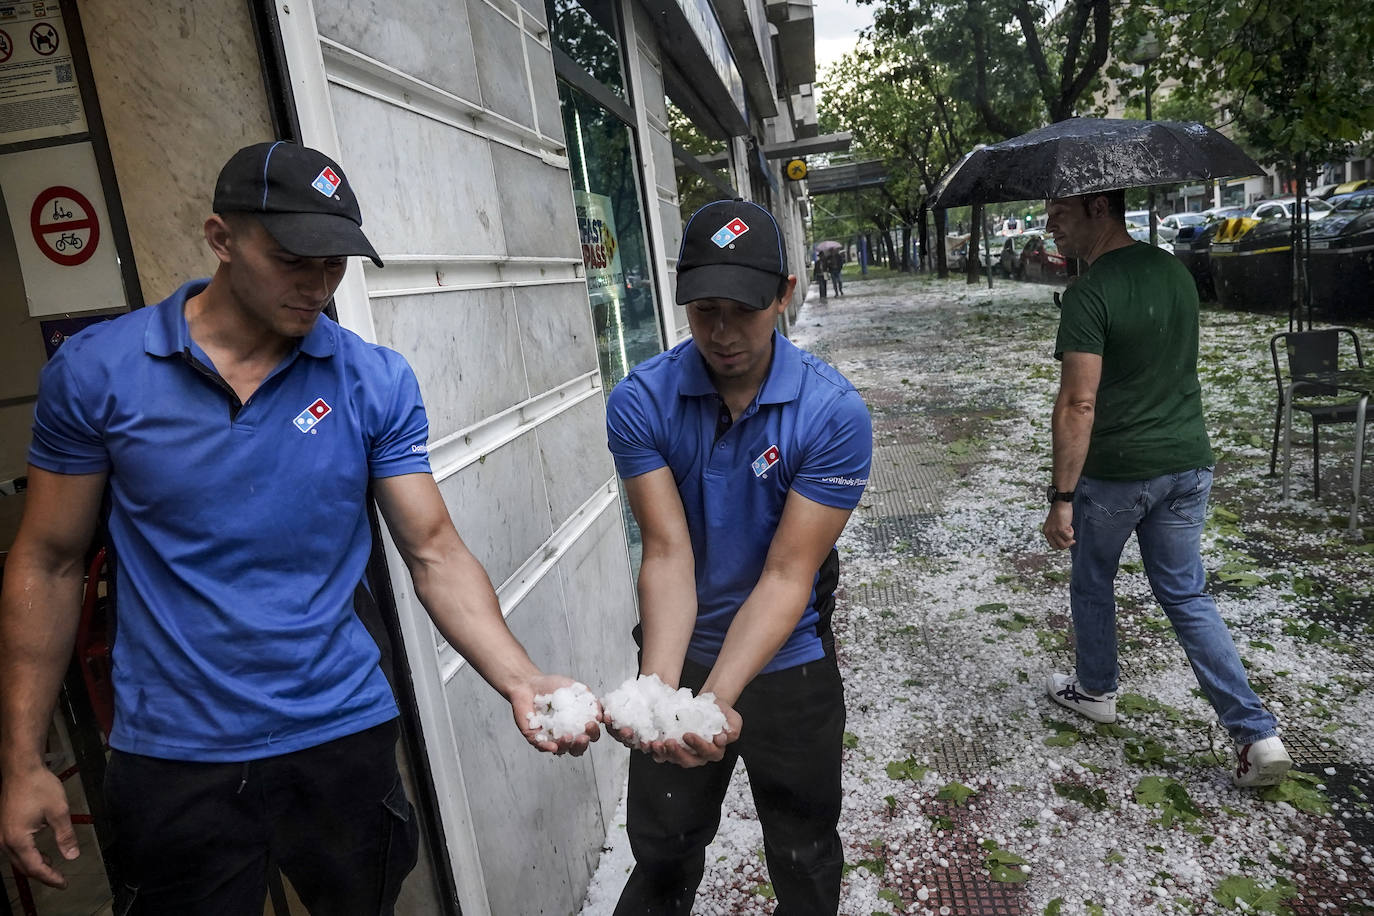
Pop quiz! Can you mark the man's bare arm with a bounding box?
[704,490,853,706]
[621,467,698,688]
[1,467,107,887]
[1043,351,1102,549]
[372,472,597,755]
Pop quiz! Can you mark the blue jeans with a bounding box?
[1069,469,1278,745]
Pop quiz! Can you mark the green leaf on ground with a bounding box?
[1053,782,1110,811]
[1259,771,1332,814]
[843,858,885,877]
[877,888,901,905]
[1135,775,1202,827]
[1104,850,1125,864]
[885,757,929,781]
[937,781,977,806]
[1211,874,1295,914]
[751,883,776,899]
[842,731,859,749]
[984,844,1030,883]
[1044,900,1064,916]
[974,602,1008,613]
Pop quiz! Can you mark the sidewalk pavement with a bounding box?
[579,272,1374,916]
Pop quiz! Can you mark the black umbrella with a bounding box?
[927,118,1263,209]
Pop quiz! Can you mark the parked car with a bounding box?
[1020,235,1069,282]
[1329,178,1374,198]
[1125,210,1177,242]
[1210,217,1295,311]
[995,231,1042,278]
[1160,212,1208,234]
[1199,205,1248,222]
[1248,197,1334,221]
[1330,189,1374,212]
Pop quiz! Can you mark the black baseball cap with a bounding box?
[676,199,787,310]
[213,140,383,267]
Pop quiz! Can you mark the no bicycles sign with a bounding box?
[30,185,101,266]
[0,141,125,317]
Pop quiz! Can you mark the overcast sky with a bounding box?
[812,0,874,82]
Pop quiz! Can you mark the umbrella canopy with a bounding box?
[815,240,843,253]
[927,118,1263,209]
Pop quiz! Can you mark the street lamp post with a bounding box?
[1131,32,1163,247]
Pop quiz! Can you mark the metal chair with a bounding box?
[1270,327,1364,496]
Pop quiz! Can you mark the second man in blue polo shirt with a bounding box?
[605,199,872,914]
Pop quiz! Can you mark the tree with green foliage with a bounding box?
[857,0,1114,138]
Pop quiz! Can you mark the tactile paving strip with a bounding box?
[849,583,921,613]
[1282,724,1343,767]
[921,726,1002,776]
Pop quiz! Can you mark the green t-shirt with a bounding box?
[1054,242,1214,481]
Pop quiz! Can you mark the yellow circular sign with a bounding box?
[785,158,808,181]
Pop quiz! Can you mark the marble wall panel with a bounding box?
[467,0,535,129]
[533,397,616,525]
[79,0,272,303]
[370,288,529,439]
[331,89,506,259]
[445,573,605,916]
[648,129,676,200]
[527,36,564,144]
[315,0,482,105]
[512,284,598,395]
[554,508,637,822]
[491,146,580,259]
[632,35,669,126]
[439,434,553,587]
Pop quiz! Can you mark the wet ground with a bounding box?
[579,270,1374,916]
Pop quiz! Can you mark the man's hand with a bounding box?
[1,765,80,888]
[510,674,602,756]
[601,696,743,767]
[644,698,742,769]
[1042,501,1075,550]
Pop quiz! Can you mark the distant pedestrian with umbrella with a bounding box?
[812,249,827,300]
[1038,188,1291,788]
[927,118,1291,788]
[817,241,845,298]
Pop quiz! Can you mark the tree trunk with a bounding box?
[918,206,930,272]
[935,209,949,279]
[965,203,983,283]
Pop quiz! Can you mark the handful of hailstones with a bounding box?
[525,683,600,742]
[601,674,727,744]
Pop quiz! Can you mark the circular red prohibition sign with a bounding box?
[0,29,15,64]
[31,186,101,267]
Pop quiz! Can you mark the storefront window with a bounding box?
[546,0,625,99]
[560,82,663,390]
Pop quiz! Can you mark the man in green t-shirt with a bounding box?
[1040,189,1290,788]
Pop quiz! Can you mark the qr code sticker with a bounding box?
[55,63,73,84]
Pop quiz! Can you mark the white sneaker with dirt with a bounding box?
[1046,673,1117,724]
[1233,736,1293,788]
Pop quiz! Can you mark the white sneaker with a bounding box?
[1046,673,1117,724]
[1233,736,1293,788]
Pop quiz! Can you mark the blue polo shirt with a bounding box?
[29,279,432,761]
[606,333,871,673]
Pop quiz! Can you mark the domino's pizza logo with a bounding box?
[293,398,332,434]
[312,167,341,197]
[711,218,750,248]
[751,444,780,478]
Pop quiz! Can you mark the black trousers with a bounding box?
[105,718,419,916]
[613,653,847,916]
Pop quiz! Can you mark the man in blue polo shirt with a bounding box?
[605,199,871,914]
[0,141,597,914]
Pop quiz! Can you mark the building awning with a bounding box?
[694,132,852,170]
